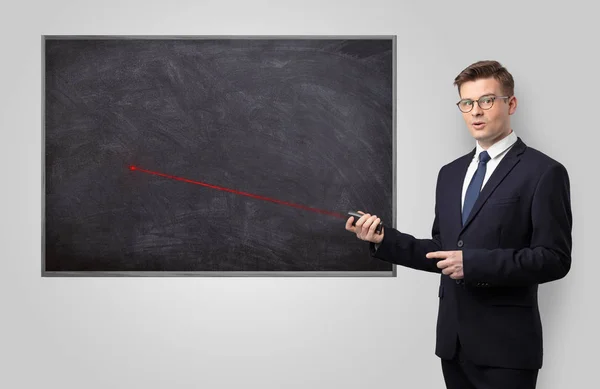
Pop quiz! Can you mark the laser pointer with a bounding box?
[347,211,383,234]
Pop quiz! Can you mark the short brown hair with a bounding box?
[454,60,514,97]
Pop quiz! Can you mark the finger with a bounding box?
[368,217,381,235]
[436,259,449,269]
[361,215,377,235]
[442,267,454,276]
[426,251,449,259]
[345,217,355,231]
[355,213,371,228]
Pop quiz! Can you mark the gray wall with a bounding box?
[1,0,598,388]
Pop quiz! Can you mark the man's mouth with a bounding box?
[472,121,486,129]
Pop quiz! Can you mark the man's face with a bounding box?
[458,77,516,149]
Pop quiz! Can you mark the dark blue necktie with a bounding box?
[462,151,491,225]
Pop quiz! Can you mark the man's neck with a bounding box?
[478,129,513,150]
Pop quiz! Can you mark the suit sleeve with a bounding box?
[463,163,572,286]
[368,170,444,273]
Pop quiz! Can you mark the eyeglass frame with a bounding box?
[456,94,511,113]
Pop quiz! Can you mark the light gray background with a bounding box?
[1,0,598,388]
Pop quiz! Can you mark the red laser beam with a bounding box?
[129,165,346,219]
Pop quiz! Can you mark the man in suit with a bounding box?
[346,60,572,389]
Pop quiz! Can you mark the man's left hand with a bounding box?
[426,250,464,280]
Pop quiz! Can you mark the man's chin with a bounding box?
[470,130,488,140]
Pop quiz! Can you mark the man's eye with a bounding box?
[481,97,493,104]
[461,100,473,106]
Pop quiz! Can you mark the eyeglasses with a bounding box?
[456,95,510,113]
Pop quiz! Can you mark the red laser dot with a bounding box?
[129,165,137,171]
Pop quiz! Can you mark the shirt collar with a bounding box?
[475,130,518,161]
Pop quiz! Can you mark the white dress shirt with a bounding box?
[461,130,518,211]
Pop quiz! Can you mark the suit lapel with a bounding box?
[460,137,527,233]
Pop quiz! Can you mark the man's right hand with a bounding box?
[345,211,384,244]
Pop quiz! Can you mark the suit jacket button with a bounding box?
[457,240,464,247]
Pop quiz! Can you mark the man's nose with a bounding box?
[471,102,484,116]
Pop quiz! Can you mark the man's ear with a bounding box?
[508,96,518,115]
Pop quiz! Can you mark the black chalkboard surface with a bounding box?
[43,37,395,275]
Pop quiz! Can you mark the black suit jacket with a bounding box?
[371,137,572,370]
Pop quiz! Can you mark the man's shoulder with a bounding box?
[521,144,569,176]
[438,150,473,176]
[522,145,562,165]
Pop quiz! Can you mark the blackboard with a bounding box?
[43,36,396,275]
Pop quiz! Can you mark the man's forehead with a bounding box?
[461,91,498,100]
[459,79,503,99]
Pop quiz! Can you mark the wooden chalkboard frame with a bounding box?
[42,35,397,277]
